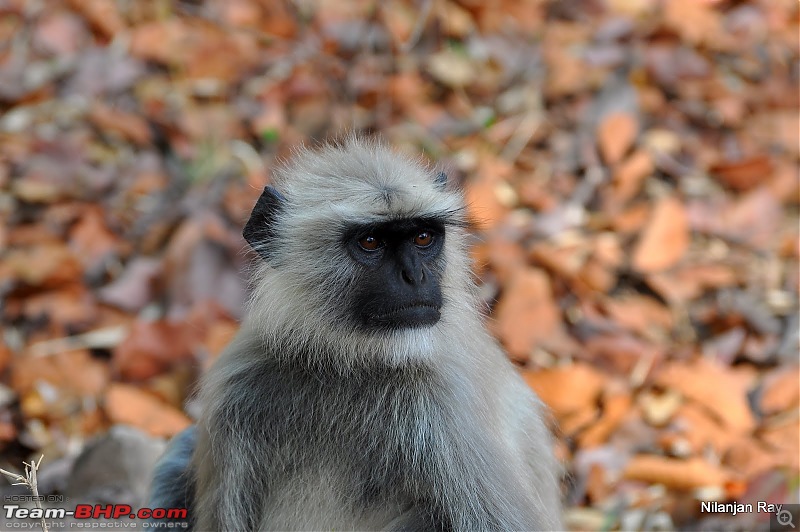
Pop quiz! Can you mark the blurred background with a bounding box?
[0,0,797,529]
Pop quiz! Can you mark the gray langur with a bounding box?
[147,137,562,531]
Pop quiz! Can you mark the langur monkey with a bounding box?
[148,138,562,530]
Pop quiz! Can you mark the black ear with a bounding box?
[243,186,286,260]
[435,171,447,189]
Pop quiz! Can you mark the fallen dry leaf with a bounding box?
[663,0,721,47]
[112,320,195,381]
[598,112,638,165]
[0,342,12,373]
[710,155,774,191]
[3,244,82,288]
[69,207,119,267]
[88,103,151,145]
[670,402,739,455]
[611,149,653,204]
[104,383,191,438]
[486,236,528,285]
[578,389,632,448]
[632,196,689,273]
[657,358,756,433]
[759,365,800,416]
[725,436,780,480]
[522,363,607,418]
[602,295,673,339]
[623,455,732,490]
[12,349,110,398]
[67,0,125,38]
[492,268,561,359]
[759,420,800,471]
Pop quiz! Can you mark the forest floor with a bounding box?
[0,0,798,529]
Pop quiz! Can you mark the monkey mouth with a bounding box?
[368,304,441,329]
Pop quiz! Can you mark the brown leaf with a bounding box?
[34,11,86,55]
[464,157,513,229]
[583,334,663,375]
[15,285,98,329]
[492,268,560,359]
[710,155,774,191]
[598,112,638,165]
[725,436,780,480]
[3,244,82,288]
[12,349,110,398]
[88,103,151,145]
[610,149,653,204]
[663,0,721,47]
[486,237,527,285]
[759,365,800,416]
[98,257,162,313]
[657,358,756,433]
[578,389,632,448]
[722,188,783,249]
[130,20,259,82]
[623,455,732,490]
[69,206,119,266]
[602,295,673,339]
[759,420,800,472]
[112,320,195,381]
[522,363,606,418]
[576,258,616,294]
[104,383,191,438]
[669,402,738,455]
[560,407,600,437]
[632,196,689,273]
[67,0,125,38]
[0,342,11,373]
[646,263,738,304]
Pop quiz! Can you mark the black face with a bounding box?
[345,218,445,331]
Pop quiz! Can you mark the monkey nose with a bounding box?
[401,266,425,285]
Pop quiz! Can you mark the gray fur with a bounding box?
[185,137,561,530]
[147,426,195,527]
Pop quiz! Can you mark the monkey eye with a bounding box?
[414,232,434,248]
[358,235,383,251]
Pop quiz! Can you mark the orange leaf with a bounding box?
[760,365,800,415]
[598,112,638,165]
[632,196,689,273]
[105,383,191,438]
[113,320,195,381]
[657,359,756,433]
[492,268,560,359]
[522,363,606,418]
[623,455,732,490]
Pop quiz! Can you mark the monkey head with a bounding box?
[241,138,473,367]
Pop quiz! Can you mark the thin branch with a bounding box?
[400,0,434,53]
[1,455,48,532]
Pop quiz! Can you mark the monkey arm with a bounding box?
[147,426,196,528]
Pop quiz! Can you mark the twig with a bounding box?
[400,0,434,53]
[500,108,543,163]
[1,455,48,532]
[28,325,128,357]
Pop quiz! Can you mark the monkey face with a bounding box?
[343,217,445,331]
